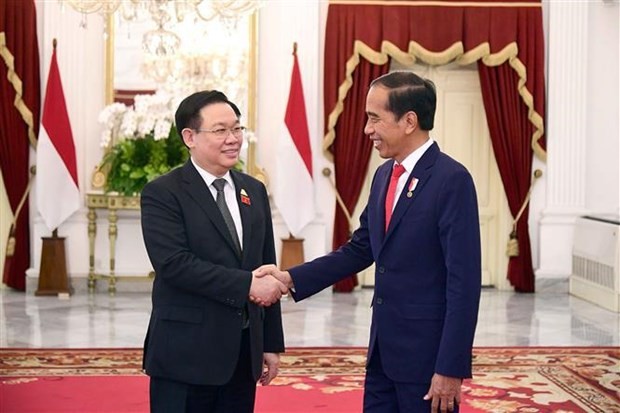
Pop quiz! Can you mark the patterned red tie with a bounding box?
[385,163,406,231]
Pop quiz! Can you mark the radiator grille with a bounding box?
[572,255,615,289]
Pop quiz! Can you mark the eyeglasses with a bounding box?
[194,126,246,138]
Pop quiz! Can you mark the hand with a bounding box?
[260,352,280,385]
[253,264,294,289]
[424,373,461,413]
[249,273,288,307]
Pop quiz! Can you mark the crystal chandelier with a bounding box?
[139,15,249,108]
[61,0,261,100]
[61,0,263,55]
[62,0,263,22]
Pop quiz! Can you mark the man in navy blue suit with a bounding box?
[256,71,481,412]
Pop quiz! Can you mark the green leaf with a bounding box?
[129,170,145,179]
[99,125,244,194]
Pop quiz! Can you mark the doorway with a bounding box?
[353,63,512,289]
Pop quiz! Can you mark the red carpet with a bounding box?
[1,347,618,412]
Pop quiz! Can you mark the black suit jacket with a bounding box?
[140,161,285,386]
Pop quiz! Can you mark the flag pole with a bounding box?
[36,38,73,297]
[279,41,308,270]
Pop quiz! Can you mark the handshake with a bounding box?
[249,264,294,307]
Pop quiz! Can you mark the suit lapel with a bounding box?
[231,170,253,265]
[375,162,392,245]
[181,162,241,258]
[382,142,440,244]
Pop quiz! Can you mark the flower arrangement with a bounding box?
[97,92,188,196]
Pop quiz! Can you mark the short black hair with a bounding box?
[174,90,241,136]
[370,71,436,130]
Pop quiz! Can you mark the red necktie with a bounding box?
[385,164,406,231]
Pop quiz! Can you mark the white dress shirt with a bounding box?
[391,137,434,213]
[191,158,243,250]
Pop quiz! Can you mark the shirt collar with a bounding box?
[190,157,233,188]
[398,137,434,174]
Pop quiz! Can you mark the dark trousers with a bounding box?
[363,342,460,413]
[150,329,256,413]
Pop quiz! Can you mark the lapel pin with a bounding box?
[407,177,419,198]
[240,189,251,205]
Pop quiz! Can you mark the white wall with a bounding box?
[15,0,619,292]
[537,0,619,281]
[585,1,619,216]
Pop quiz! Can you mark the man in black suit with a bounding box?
[140,90,287,413]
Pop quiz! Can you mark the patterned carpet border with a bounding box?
[1,347,619,412]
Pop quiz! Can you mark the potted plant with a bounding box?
[97,92,244,196]
[100,126,188,196]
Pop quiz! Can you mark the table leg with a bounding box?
[87,208,97,293]
[108,209,118,295]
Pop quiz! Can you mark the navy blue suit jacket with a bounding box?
[289,142,481,383]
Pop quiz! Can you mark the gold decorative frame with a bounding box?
[103,12,265,183]
[87,12,266,294]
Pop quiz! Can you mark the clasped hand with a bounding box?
[249,264,293,307]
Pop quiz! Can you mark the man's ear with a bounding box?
[181,128,194,148]
[404,111,418,134]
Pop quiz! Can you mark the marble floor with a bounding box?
[1,282,619,349]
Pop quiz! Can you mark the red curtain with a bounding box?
[0,0,40,291]
[330,58,389,292]
[324,0,545,292]
[479,62,536,292]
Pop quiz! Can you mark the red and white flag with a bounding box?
[273,46,315,236]
[36,46,80,232]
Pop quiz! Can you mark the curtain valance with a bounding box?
[324,0,545,159]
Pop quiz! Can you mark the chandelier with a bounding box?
[61,1,263,22]
[61,0,261,102]
[140,20,249,108]
[60,1,263,55]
